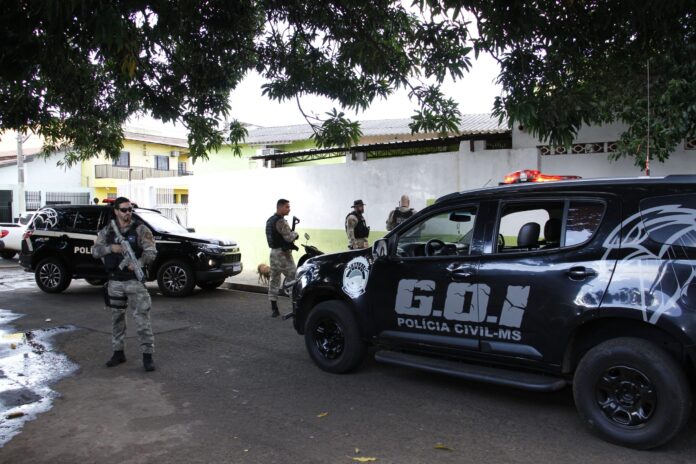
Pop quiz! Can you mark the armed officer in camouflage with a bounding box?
[266,198,299,317]
[346,199,370,249]
[386,194,415,231]
[92,197,158,371]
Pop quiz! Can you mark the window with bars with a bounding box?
[25,191,41,211]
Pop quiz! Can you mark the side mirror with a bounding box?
[187,227,196,233]
[372,238,389,258]
[304,232,310,241]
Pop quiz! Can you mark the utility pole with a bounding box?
[16,132,26,218]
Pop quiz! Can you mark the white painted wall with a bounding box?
[189,132,695,235]
[0,151,89,220]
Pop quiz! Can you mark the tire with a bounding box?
[573,337,692,449]
[197,279,225,290]
[1,250,17,259]
[85,278,106,286]
[304,300,366,374]
[35,257,72,293]
[157,259,195,297]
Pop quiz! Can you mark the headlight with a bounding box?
[198,244,223,254]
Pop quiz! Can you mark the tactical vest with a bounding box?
[266,214,295,250]
[346,212,370,239]
[103,220,144,280]
[392,208,414,227]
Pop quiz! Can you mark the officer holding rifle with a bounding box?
[265,198,299,318]
[92,197,158,371]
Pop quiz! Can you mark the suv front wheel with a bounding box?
[157,259,195,297]
[573,337,692,449]
[304,300,366,374]
[35,257,72,293]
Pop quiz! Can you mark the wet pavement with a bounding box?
[0,261,694,463]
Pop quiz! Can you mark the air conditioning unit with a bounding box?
[170,150,180,157]
[261,148,284,157]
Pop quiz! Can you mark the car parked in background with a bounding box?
[20,205,242,296]
[0,222,28,259]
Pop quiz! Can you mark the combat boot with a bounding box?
[143,353,156,372]
[105,350,126,367]
[271,300,280,318]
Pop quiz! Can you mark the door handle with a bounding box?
[447,263,473,279]
[566,266,598,280]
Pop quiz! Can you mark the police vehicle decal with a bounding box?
[394,279,528,341]
[602,204,696,325]
[34,208,58,228]
[342,256,370,299]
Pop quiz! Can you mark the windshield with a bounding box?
[135,210,189,234]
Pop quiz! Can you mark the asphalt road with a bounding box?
[0,264,694,463]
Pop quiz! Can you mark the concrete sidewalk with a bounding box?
[223,269,269,295]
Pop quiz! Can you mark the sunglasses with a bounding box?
[118,207,133,213]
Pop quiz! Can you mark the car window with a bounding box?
[135,210,189,234]
[639,194,696,248]
[566,201,605,246]
[396,207,477,258]
[495,200,604,253]
[74,210,102,233]
[32,208,76,230]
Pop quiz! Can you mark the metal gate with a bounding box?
[0,190,12,222]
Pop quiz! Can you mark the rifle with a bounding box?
[290,216,300,251]
[110,220,146,282]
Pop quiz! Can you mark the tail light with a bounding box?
[502,169,582,184]
[0,230,8,238]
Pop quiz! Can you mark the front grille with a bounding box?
[222,253,241,263]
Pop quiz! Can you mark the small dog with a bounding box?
[257,263,271,285]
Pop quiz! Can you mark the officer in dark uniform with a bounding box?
[386,194,415,231]
[92,197,157,371]
[345,199,370,249]
[266,198,299,317]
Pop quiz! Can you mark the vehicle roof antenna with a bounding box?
[645,58,650,177]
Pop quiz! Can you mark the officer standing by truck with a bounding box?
[346,199,370,249]
[266,199,299,317]
[386,194,415,231]
[92,197,158,371]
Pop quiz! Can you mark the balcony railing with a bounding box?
[95,164,193,180]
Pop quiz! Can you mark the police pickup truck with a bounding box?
[20,205,242,297]
[290,175,696,449]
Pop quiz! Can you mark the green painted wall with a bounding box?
[199,225,386,273]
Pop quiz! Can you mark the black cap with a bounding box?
[352,199,365,207]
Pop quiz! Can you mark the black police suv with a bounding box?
[20,205,242,297]
[290,175,696,449]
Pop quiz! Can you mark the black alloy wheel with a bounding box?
[34,257,72,293]
[594,365,656,428]
[313,317,345,360]
[573,337,692,449]
[1,250,16,259]
[157,260,195,297]
[304,300,366,374]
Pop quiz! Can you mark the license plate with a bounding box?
[233,263,241,272]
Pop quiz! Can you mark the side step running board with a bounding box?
[375,350,567,392]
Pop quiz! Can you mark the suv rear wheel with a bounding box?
[157,260,195,297]
[35,257,72,293]
[573,337,692,449]
[1,250,16,259]
[304,300,366,374]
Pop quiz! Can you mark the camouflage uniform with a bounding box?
[346,213,370,249]
[93,220,157,354]
[268,218,298,302]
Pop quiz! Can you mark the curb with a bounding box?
[222,282,268,295]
